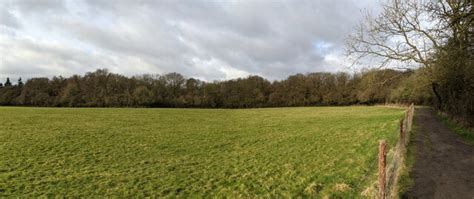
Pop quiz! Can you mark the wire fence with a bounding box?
[377,103,415,199]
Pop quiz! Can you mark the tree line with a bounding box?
[0,68,424,108]
[0,1,471,126]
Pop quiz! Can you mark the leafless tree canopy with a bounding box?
[346,0,472,68]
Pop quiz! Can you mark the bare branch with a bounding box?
[345,0,456,69]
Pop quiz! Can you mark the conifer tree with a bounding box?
[4,78,12,87]
[18,78,24,87]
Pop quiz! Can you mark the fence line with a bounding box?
[377,103,414,199]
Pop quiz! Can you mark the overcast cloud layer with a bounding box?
[0,0,379,81]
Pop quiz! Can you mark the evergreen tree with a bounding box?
[18,78,24,87]
[4,78,12,87]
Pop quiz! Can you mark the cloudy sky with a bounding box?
[0,0,380,81]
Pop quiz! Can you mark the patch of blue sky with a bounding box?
[312,41,333,55]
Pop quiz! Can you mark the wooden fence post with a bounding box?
[400,118,405,145]
[378,140,387,199]
[409,103,414,131]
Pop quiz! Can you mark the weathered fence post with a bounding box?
[408,103,414,131]
[378,140,387,199]
[399,118,405,145]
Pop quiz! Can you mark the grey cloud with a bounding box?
[13,0,65,13]
[0,7,19,28]
[0,0,378,80]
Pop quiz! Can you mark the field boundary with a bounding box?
[377,103,415,199]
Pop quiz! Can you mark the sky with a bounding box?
[0,0,380,81]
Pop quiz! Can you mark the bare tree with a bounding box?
[346,0,473,108]
[345,0,471,69]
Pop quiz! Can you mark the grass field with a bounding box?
[0,106,404,197]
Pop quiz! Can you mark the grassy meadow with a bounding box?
[0,106,404,197]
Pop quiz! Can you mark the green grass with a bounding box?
[397,118,417,197]
[0,106,404,197]
[436,113,474,144]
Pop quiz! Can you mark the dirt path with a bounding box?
[404,108,474,199]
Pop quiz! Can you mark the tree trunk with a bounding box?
[432,82,442,110]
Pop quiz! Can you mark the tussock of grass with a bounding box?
[396,124,417,197]
[0,106,404,197]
